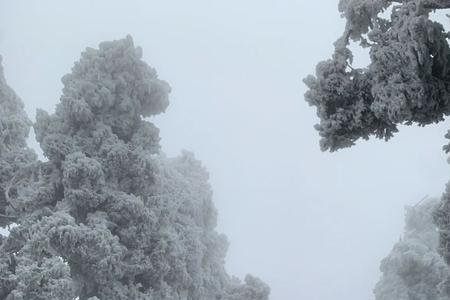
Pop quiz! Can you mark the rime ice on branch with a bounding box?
[305,0,450,298]
[305,0,450,152]
[0,37,269,300]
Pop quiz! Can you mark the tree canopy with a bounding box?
[0,36,269,300]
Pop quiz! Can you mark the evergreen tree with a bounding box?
[0,36,269,300]
[374,198,448,300]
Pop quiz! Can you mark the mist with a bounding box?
[1,1,450,299]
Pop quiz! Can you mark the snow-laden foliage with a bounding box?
[0,36,269,300]
[434,183,450,270]
[0,57,37,229]
[305,0,450,152]
[306,1,450,298]
[374,198,449,300]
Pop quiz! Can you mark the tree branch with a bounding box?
[0,213,17,220]
[3,176,17,211]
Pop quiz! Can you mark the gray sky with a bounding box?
[1,1,450,299]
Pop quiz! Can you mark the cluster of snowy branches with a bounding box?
[374,198,449,300]
[305,0,450,152]
[0,36,269,300]
[305,0,450,298]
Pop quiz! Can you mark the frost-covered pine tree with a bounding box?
[374,198,449,300]
[0,36,269,300]
[305,0,450,298]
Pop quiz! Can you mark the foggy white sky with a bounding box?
[2,1,450,299]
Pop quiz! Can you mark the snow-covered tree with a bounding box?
[374,198,449,300]
[305,0,450,298]
[0,36,269,300]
